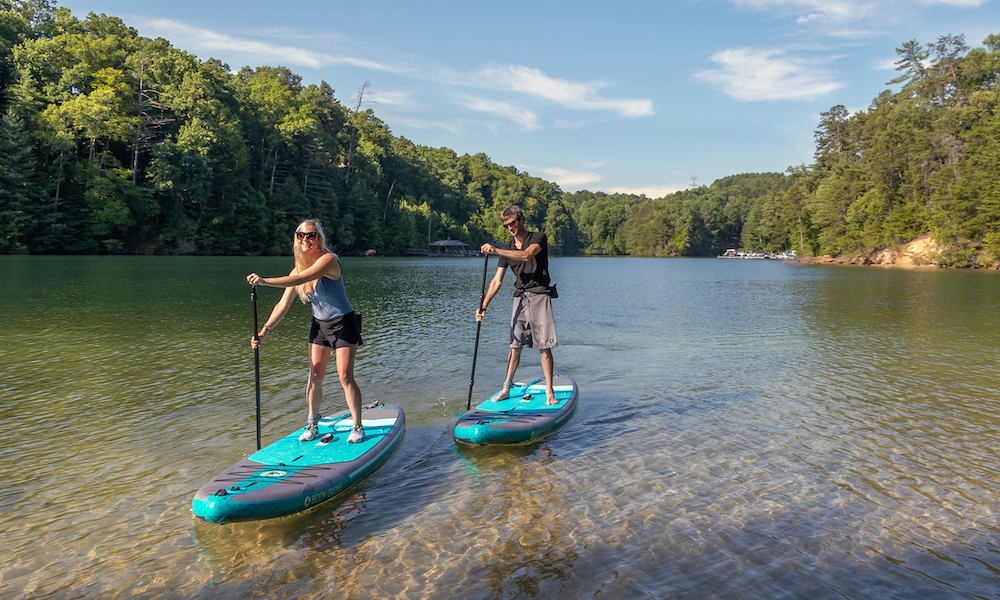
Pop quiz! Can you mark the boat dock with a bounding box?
[718,249,797,260]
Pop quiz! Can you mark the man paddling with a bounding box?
[476,204,559,405]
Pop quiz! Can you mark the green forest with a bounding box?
[1,1,998,264]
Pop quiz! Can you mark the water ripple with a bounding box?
[3,257,1000,598]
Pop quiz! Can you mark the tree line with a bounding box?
[0,2,573,255]
[1,2,997,262]
[749,33,1000,266]
[564,32,1000,263]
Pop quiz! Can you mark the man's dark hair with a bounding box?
[501,204,524,222]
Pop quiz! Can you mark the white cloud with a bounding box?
[133,20,656,131]
[605,184,683,198]
[474,64,654,117]
[457,96,540,131]
[694,47,842,101]
[823,28,887,40]
[731,0,987,23]
[370,89,413,106]
[392,117,462,134]
[732,0,864,21]
[874,57,900,71]
[534,167,603,188]
[916,0,987,5]
[139,18,397,71]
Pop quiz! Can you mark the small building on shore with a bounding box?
[429,238,472,256]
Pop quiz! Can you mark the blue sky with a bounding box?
[64,0,997,196]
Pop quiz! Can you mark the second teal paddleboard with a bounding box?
[453,374,578,445]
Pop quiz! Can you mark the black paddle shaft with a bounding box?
[251,285,262,451]
[467,252,491,410]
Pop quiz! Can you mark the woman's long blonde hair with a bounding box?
[292,218,334,303]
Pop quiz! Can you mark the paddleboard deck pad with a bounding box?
[453,374,578,445]
[192,402,404,523]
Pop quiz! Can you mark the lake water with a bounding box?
[2,256,999,599]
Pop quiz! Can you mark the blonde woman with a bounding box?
[247,219,365,443]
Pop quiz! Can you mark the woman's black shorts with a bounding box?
[309,312,363,348]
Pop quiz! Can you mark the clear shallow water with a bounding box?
[2,256,999,599]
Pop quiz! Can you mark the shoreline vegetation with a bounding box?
[1,3,999,269]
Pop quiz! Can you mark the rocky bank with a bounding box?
[798,233,964,268]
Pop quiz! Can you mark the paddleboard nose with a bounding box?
[193,498,230,523]
[470,422,490,445]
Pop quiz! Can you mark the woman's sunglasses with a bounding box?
[295,231,318,241]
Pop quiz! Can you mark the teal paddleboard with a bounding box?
[453,374,578,445]
[192,402,404,523]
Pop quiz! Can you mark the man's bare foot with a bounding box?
[546,391,557,405]
[492,382,513,402]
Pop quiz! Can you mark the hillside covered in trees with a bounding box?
[1,1,998,264]
[753,34,1000,267]
[0,2,577,256]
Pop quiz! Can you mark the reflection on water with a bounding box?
[2,256,1000,598]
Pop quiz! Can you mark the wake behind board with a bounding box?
[453,374,578,445]
[192,402,404,523]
